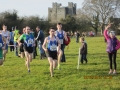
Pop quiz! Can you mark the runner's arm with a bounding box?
[42,37,47,52]
[17,34,24,46]
[63,31,68,41]
[56,37,61,51]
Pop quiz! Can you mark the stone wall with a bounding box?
[48,2,76,23]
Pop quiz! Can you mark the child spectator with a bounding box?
[79,37,88,64]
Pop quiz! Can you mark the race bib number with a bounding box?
[59,39,63,44]
[4,36,9,43]
[50,44,57,51]
[27,39,33,46]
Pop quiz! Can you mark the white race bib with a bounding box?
[59,39,63,44]
[50,44,57,51]
[28,39,33,45]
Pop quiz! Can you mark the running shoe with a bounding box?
[108,71,113,74]
[58,65,61,70]
[113,71,117,74]
[28,70,30,73]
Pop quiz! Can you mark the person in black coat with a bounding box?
[35,26,45,60]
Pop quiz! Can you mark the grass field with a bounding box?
[1,36,120,90]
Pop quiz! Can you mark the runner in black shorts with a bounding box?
[18,26,35,72]
[46,49,57,60]
[42,27,61,77]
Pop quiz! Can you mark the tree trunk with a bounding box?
[101,24,105,35]
[95,28,98,35]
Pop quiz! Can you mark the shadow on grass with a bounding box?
[66,53,108,59]
[82,68,120,76]
[88,62,108,65]
[42,66,120,80]
[59,61,108,67]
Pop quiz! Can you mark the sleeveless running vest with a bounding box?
[47,36,58,51]
[1,31,9,44]
[56,30,64,45]
[24,33,34,47]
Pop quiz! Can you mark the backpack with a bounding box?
[64,36,70,46]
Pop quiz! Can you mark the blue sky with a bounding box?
[0,0,84,17]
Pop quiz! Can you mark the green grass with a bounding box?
[1,36,120,90]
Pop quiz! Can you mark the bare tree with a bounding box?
[81,0,120,35]
[77,3,100,35]
[76,9,92,33]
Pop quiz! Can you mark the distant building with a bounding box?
[48,2,76,23]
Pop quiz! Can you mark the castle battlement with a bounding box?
[48,2,76,23]
[68,2,76,8]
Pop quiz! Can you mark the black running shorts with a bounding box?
[46,49,57,60]
[24,45,33,53]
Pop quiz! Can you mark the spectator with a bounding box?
[35,26,45,60]
[76,31,80,43]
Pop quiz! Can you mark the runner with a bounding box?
[0,32,6,65]
[1,25,10,61]
[55,23,68,69]
[42,27,61,77]
[18,26,35,72]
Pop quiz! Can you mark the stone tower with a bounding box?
[48,2,76,23]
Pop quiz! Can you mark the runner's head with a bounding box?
[57,23,62,30]
[36,26,40,32]
[49,27,55,36]
[25,26,30,34]
[2,24,7,31]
